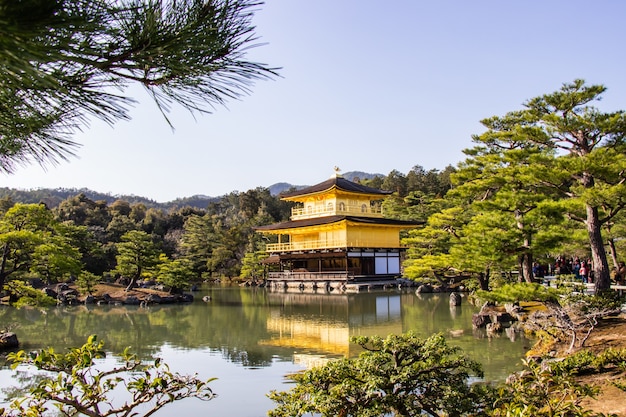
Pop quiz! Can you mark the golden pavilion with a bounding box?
[255,170,421,291]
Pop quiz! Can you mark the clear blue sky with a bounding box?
[3,1,626,202]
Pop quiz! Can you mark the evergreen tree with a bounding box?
[155,254,195,293]
[475,80,626,291]
[450,146,565,282]
[30,235,82,284]
[381,169,408,196]
[113,230,159,291]
[0,0,277,172]
[179,214,215,279]
[268,332,489,417]
[0,204,55,289]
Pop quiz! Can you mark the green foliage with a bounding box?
[268,332,491,417]
[489,357,607,417]
[114,230,160,289]
[239,251,267,279]
[267,330,617,417]
[3,280,56,308]
[448,210,519,274]
[0,0,277,173]
[402,206,466,279]
[75,271,102,295]
[0,187,290,302]
[476,80,626,291]
[155,254,196,293]
[56,221,110,275]
[401,80,626,292]
[449,144,565,282]
[562,291,624,314]
[475,282,560,304]
[1,335,215,417]
[0,203,85,291]
[179,214,215,277]
[548,348,626,377]
[29,236,82,284]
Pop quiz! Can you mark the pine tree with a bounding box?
[0,0,277,172]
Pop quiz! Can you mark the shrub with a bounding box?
[3,281,56,308]
[1,335,215,417]
[475,282,561,304]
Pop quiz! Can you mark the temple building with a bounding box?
[255,170,422,291]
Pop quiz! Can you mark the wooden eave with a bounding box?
[277,251,348,260]
[254,215,423,234]
[279,177,391,202]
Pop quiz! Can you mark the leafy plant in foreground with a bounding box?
[268,332,492,417]
[489,355,617,417]
[0,335,215,417]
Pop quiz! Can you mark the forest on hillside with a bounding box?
[0,186,219,211]
[0,170,385,210]
[0,165,454,301]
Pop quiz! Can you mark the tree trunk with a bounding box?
[516,213,534,283]
[477,269,489,291]
[519,252,534,283]
[607,236,619,270]
[586,204,611,292]
[125,268,141,292]
[125,277,137,292]
[0,243,9,292]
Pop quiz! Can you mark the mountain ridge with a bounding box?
[0,171,385,210]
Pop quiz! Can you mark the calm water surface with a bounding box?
[0,286,532,416]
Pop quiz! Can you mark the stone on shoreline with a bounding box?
[0,332,19,350]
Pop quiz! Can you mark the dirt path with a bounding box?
[79,283,171,302]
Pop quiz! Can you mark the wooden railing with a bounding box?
[265,238,404,252]
[265,239,345,252]
[291,204,383,220]
[267,271,354,281]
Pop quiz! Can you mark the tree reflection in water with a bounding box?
[0,286,532,414]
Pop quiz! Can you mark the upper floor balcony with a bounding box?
[264,237,405,253]
[265,239,345,253]
[291,203,383,220]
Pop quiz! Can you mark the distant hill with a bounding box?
[267,182,303,196]
[0,187,167,209]
[0,187,222,210]
[343,171,384,182]
[165,194,221,209]
[0,171,385,209]
[267,171,384,196]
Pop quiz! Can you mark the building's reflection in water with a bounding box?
[260,292,403,365]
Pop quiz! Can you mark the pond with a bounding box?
[0,286,533,416]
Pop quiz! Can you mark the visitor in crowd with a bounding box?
[617,262,626,286]
[572,257,581,280]
[579,261,589,283]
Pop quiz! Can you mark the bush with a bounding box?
[75,271,101,295]
[268,332,494,417]
[489,357,604,417]
[1,335,215,417]
[3,280,56,308]
[475,282,561,304]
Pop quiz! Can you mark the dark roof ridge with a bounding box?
[280,176,391,198]
[254,215,423,231]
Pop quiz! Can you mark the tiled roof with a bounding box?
[280,176,391,199]
[254,215,422,231]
